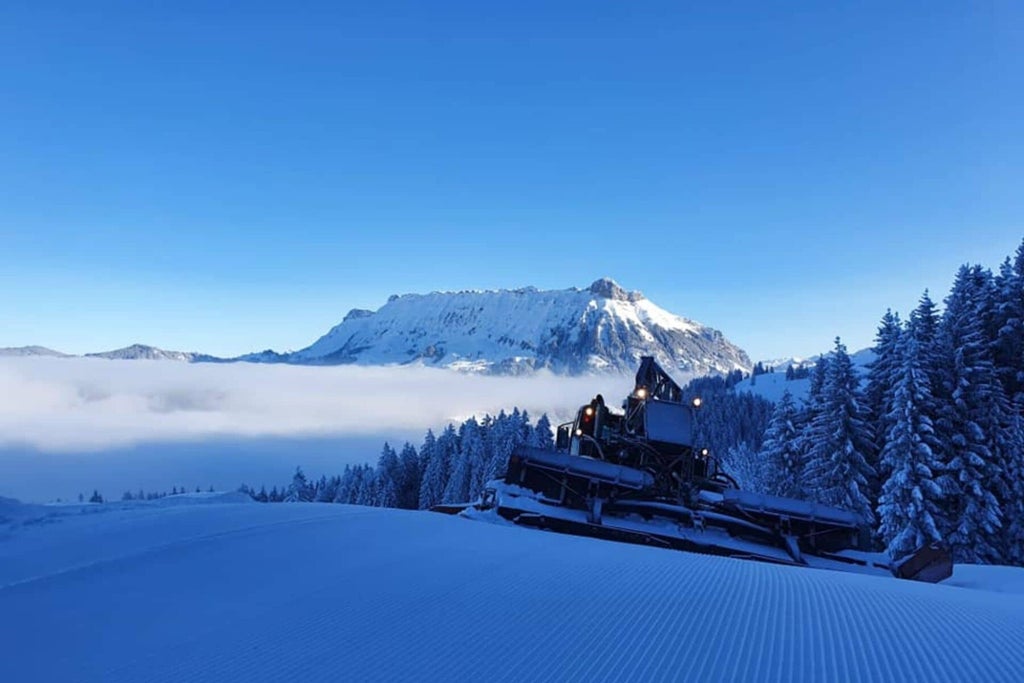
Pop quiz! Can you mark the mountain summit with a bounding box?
[290,278,751,376]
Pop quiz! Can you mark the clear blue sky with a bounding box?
[1,1,1021,360]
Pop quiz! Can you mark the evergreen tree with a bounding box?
[443,418,484,503]
[865,311,902,455]
[802,338,876,522]
[758,390,804,499]
[481,410,526,492]
[421,428,458,507]
[937,266,1007,561]
[284,467,313,502]
[684,375,773,461]
[419,425,455,509]
[791,356,828,484]
[993,241,1024,402]
[1002,402,1024,565]
[938,265,1006,563]
[532,413,555,450]
[355,467,376,506]
[89,490,104,504]
[375,476,399,508]
[723,442,766,492]
[398,442,421,509]
[315,475,339,503]
[876,331,945,559]
[374,443,402,507]
[334,466,355,504]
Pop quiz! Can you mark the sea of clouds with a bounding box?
[0,358,645,501]
[0,357,638,452]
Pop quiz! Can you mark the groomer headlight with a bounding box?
[692,397,702,408]
[636,387,648,400]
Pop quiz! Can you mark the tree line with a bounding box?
[746,241,1024,566]
[240,409,553,511]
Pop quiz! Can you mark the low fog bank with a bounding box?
[0,357,635,451]
[0,358,643,502]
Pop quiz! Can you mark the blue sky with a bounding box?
[1,1,1021,360]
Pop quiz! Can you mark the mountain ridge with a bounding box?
[3,279,753,376]
[287,278,750,375]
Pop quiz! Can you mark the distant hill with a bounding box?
[0,346,70,358]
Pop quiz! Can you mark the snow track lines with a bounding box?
[1,503,1023,682]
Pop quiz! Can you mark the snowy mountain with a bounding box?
[289,278,751,376]
[84,344,214,362]
[3,279,752,376]
[0,345,70,358]
[2,496,1022,682]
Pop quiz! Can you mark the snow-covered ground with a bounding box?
[2,495,1023,682]
[733,372,810,403]
[735,348,876,404]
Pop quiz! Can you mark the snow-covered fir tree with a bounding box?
[398,442,421,510]
[315,475,339,503]
[419,425,454,509]
[723,442,765,492]
[531,413,554,450]
[994,245,1024,402]
[284,467,313,502]
[758,390,804,499]
[865,310,902,486]
[938,265,1007,563]
[802,338,876,523]
[876,330,945,560]
[373,444,403,507]
[1002,403,1024,564]
[355,468,376,506]
[442,418,483,504]
[480,410,527,492]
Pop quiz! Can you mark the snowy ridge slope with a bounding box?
[1,499,1022,682]
[292,278,750,376]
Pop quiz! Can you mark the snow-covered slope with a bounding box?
[1,497,1022,682]
[291,278,751,376]
[736,347,878,403]
[735,372,809,403]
